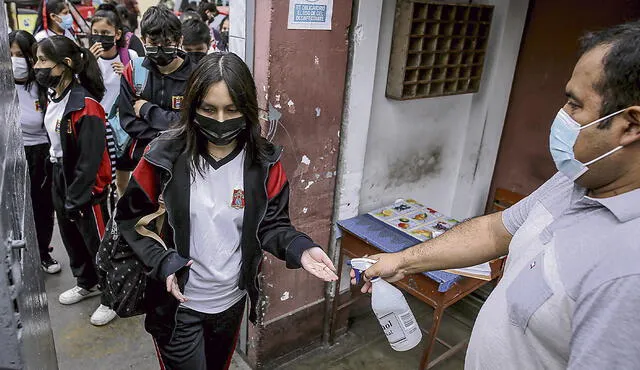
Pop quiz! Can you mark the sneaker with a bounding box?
[41,255,61,274]
[90,304,118,326]
[58,285,101,305]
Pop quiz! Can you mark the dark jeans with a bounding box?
[155,297,246,370]
[51,162,109,303]
[24,143,55,259]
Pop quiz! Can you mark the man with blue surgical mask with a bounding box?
[349,22,640,370]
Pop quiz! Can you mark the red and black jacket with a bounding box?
[58,84,112,214]
[115,132,317,344]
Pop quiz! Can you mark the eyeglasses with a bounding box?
[146,46,178,54]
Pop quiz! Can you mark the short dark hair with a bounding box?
[580,21,640,127]
[182,19,211,46]
[180,10,202,23]
[140,5,182,44]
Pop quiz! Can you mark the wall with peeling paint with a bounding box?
[248,0,352,367]
[357,0,528,220]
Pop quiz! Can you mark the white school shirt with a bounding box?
[16,82,48,146]
[34,29,77,43]
[181,147,247,314]
[44,88,71,158]
[98,50,138,114]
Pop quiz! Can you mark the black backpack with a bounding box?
[97,203,166,317]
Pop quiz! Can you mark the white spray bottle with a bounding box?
[349,258,422,351]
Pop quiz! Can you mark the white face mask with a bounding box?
[11,57,29,80]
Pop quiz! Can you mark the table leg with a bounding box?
[420,305,445,369]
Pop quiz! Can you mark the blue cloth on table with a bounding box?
[337,214,462,292]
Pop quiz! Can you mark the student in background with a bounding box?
[181,19,211,65]
[9,30,59,275]
[180,10,202,23]
[113,4,146,56]
[212,15,229,52]
[119,6,196,165]
[34,36,115,326]
[33,0,77,43]
[116,53,338,369]
[90,3,139,196]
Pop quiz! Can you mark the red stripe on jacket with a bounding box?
[267,161,287,200]
[132,157,159,204]
[70,97,112,194]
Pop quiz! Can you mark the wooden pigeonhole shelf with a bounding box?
[386,1,494,100]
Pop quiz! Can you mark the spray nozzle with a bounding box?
[348,257,378,284]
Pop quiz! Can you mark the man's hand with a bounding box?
[89,42,104,58]
[301,247,339,282]
[166,260,193,303]
[134,99,148,117]
[350,253,406,293]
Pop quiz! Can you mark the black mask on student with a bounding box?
[221,31,229,45]
[89,34,116,51]
[194,114,246,146]
[146,46,178,67]
[34,67,62,89]
[187,51,207,65]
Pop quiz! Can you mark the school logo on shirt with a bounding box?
[231,189,245,209]
[35,100,41,112]
[55,119,61,134]
[172,96,184,110]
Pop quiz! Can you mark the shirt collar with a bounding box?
[585,188,640,223]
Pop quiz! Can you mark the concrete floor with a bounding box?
[273,292,482,370]
[44,224,484,370]
[45,224,251,370]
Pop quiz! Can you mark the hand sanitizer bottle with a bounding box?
[350,258,422,351]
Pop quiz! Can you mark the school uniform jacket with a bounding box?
[115,133,318,344]
[58,85,112,216]
[118,52,195,162]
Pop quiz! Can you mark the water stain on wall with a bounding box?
[386,147,443,188]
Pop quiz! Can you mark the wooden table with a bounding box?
[330,226,503,369]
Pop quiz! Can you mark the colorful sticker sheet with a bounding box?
[369,199,460,242]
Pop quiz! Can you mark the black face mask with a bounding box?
[188,52,207,65]
[90,34,116,51]
[221,31,229,44]
[34,67,62,89]
[146,46,178,67]
[194,114,246,146]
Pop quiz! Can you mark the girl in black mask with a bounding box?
[10,30,58,275]
[34,35,116,327]
[115,53,338,370]
[90,3,140,197]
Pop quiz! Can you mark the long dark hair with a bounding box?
[9,31,48,111]
[34,0,66,33]
[173,52,269,176]
[92,3,127,48]
[37,36,105,101]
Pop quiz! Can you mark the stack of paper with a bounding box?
[445,262,492,281]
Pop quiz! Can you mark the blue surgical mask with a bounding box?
[57,14,74,30]
[549,108,625,181]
